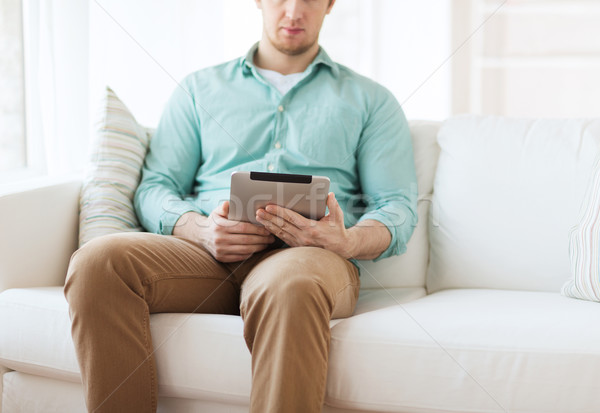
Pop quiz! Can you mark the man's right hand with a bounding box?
[173,202,275,263]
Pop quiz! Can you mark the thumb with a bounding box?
[216,201,229,218]
[327,192,343,224]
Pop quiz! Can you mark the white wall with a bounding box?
[89,0,226,128]
[320,0,452,121]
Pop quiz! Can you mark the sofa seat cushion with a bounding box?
[327,288,600,413]
[0,286,425,404]
[0,288,80,382]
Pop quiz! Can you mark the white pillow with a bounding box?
[562,157,600,302]
[428,115,600,293]
[78,86,152,246]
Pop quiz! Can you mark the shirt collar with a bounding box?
[240,42,339,78]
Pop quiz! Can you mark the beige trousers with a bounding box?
[64,232,360,413]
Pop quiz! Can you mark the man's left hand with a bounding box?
[256,192,355,259]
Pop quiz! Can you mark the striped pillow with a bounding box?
[562,157,600,302]
[78,86,152,246]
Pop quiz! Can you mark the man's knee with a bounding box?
[241,253,333,317]
[275,273,328,308]
[255,246,340,279]
[64,233,142,309]
[240,250,334,353]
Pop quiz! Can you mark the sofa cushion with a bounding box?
[327,289,600,413]
[79,86,151,247]
[0,286,424,404]
[428,115,600,293]
[563,156,600,302]
[2,372,86,413]
[4,288,599,412]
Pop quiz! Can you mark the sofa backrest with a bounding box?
[427,115,600,293]
[358,120,441,289]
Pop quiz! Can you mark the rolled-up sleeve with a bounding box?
[356,88,418,260]
[134,78,203,235]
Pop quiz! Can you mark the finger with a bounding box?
[258,213,301,243]
[213,210,271,236]
[218,243,271,256]
[228,220,272,236]
[257,210,294,234]
[264,204,308,228]
[220,242,272,262]
[221,233,275,245]
[259,218,293,244]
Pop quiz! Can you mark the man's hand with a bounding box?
[256,192,357,259]
[173,202,275,263]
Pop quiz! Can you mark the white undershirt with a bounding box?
[255,67,306,96]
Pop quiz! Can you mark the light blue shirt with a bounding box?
[135,44,418,260]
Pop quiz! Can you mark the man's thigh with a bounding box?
[239,246,360,319]
[71,232,242,315]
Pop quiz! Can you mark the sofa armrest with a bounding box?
[0,177,81,293]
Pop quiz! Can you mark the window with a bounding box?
[0,0,26,173]
[452,0,600,117]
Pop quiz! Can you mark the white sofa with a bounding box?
[1,117,600,413]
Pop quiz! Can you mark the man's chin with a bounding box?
[273,40,316,57]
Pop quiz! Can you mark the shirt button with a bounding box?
[274,142,281,149]
[278,105,284,112]
[268,164,274,171]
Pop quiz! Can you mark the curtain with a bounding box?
[22,0,89,176]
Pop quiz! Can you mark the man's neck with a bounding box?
[253,39,320,75]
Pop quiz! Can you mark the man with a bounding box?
[64,0,417,412]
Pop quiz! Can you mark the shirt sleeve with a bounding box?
[356,87,418,261]
[134,78,203,235]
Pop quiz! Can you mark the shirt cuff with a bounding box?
[357,209,410,261]
[158,199,203,235]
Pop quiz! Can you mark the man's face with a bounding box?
[256,0,335,56]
